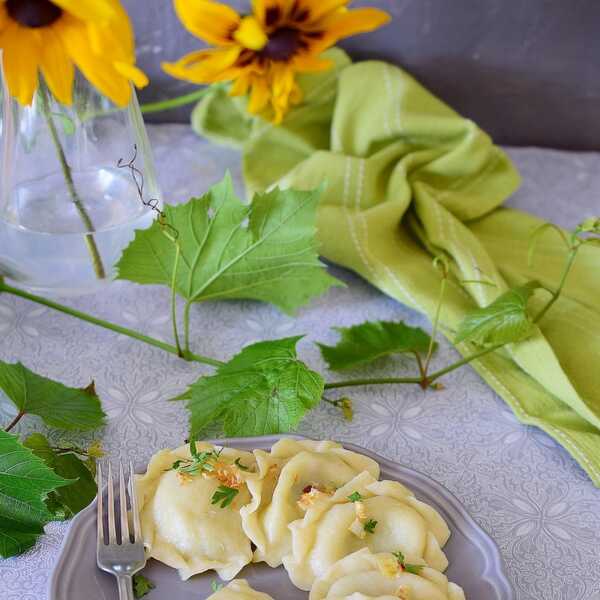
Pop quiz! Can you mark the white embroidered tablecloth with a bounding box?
[1,125,599,600]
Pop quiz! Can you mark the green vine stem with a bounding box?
[421,260,448,384]
[323,340,507,390]
[0,279,223,368]
[324,376,422,389]
[532,244,579,323]
[39,84,106,280]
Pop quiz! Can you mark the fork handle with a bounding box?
[116,575,135,600]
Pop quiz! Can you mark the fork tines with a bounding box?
[96,460,141,546]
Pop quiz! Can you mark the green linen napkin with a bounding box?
[193,49,600,485]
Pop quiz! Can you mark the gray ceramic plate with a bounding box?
[49,435,515,599]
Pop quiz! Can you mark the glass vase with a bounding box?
[0,67,160,296]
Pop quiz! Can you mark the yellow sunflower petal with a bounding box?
[51,0,115,23]
[39,26,75,105]
[292,53,333,73]
[229,70,256,97]
[114,62,149,89]
[289,80,303,104]
[0,24,41,105]
[162,46,241,84]
[270,63,295,99]
[293,0,347,25]
[247,77,271,114]
[0,5,9,33]
[86,0,136,60]
[234,16,267,50]
[319,7,390,44]
[59,18,131,106]
[269,63,297,122]
[217,58,265,87]
[271,105,284,124]
[229,73,251,97]
[173,0,240,46]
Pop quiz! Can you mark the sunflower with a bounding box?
[0,0,148,107]
[163,0,391,123]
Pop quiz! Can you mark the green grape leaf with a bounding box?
[455,282,541,345]
[133,573,155,598]
[0,361,105,430]
[22,432,57,467]
[116,175,341,314]
[176,337,324,438]
[317,320,435,371]
[23,434,97,518]
[0,431,71,557]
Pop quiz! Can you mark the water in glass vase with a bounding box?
[0,167,156,296]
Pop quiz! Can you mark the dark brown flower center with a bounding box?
[261,27,300,62]
[6,0,62,28]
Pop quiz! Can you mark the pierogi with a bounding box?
[206,579,275,599]
[283,471,450,590]
[309,548,466,600]
[136,442,256,580]
[135,438,467,598]
[242,439,380,567]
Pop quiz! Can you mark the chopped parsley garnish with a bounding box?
[347,491,363,502]
[393,550,423,574]
[363,519,378,533]
[234,457,249,471]
[211,485,239,508]
[170,441,222,476]
[211,580,224,592]
[132,573,155,598]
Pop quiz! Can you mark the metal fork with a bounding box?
[97,461,146,599]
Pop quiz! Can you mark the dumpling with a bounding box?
[207,579,274,599]
[284,471,450,590]
[241,439,380,567]
[136,442,257,580]
[309,548,466,600]
[338,596,400,600]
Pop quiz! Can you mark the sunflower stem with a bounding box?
[140,87,215,114]
[39,83,106,280]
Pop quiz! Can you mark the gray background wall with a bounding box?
[123,0,600,150]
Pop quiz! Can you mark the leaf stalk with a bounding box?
[4,410,25,433]
[423,268,447,377]
[183,301,193,354]
[170,244,183,357]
